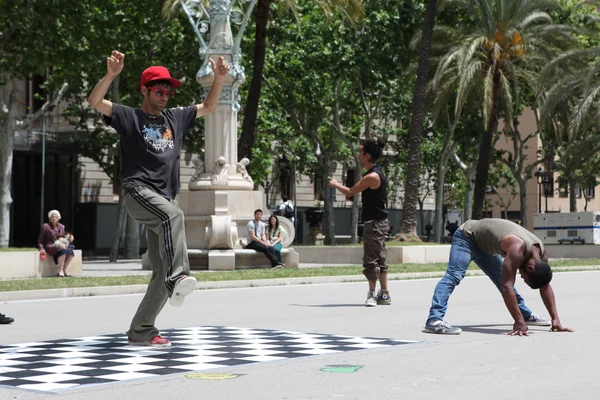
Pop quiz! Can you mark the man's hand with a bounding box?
[40,249,46,255]
[107,51,125,77]
[507,320,529,336]
[210,56,230,80]
[328,177,339,188]
[550,319,574,333]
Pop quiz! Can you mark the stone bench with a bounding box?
[142,248,299,271]
[0,250,83,279]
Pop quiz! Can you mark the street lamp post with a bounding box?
[543,175,550,212]
[534,167,545,214]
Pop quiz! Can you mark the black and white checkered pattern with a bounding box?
[0,326,418,392]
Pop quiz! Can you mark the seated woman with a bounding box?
[37,209,74,277]
[266,214,284,265]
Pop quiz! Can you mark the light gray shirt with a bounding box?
[247,220,265,244]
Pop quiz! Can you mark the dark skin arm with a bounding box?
[536,251,574,332]
[500,236,529,336]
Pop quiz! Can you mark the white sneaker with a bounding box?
[169,276,197,307]
[526,313,551,326]
[365,291,377,307]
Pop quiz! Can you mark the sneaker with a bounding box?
[425,319,462,334]
[526,313,551,326]
[365,291,377,307]
[169,276,197,307]
[128,335,171,348]
[376,290,391,305]
[271,263,284,269]
[0,313,14,324]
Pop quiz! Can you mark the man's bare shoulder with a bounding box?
[501,234,527,255]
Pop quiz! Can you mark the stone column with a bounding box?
[188,0,253,191]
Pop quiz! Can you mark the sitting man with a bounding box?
[425,218,573,336]
[246,209,284,269]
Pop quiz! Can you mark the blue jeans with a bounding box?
[427,228,532,322]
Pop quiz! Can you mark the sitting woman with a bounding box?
[266,214,284,265]
[37,209,74,277]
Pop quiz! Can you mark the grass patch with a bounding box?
[295,241,446,247]
[0,258,598,293]
[0,248,38,252]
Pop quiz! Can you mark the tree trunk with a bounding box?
[434,122,455,243]
[124,214,140,259]
[464,167,475,220]
[568,175,577,212]
[472,73,501,219]
[237,0,273,163]
[418,199,425,236]
[109,186,126,262]
[0,120,14,248]
[399,0,437,238]
[0,90,16,248]
[321,155,336,245]
[434,157,450,243]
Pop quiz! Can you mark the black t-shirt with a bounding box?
[104,104,197,199]
[361,165,388,222]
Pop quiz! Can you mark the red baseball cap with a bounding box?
[140,66,182,88]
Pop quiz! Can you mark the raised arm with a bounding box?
[328,172,380,197]
[196,57,230,118]
[88,50,125,117]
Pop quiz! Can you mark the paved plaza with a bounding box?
[0,270,598,399]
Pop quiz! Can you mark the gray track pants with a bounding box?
[124,185,190,341]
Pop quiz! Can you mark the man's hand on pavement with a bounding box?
[507,320,529,336]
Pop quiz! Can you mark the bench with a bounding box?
[0,250,83,279]
[142,248,299,271]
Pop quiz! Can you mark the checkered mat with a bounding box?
[0,326,418,392]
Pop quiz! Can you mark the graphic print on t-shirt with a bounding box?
[142,123,174,152]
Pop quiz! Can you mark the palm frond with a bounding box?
[518,11,552,30]
[570,86,600,136]
[498,69,514,121]
[314,0,364,24]
[162,0,182,20]
[483,66,495,127]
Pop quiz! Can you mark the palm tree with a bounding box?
[430,0,572,220]
[163,0,363,165]
[540,39,600,211]
[398,0,437,239]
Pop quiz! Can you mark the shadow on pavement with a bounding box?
[289,303,365,308]
[457,324,511,335]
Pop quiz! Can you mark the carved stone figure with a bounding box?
[210,156,230,186]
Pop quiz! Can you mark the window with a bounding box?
[278,157,292,200]
[559,184,568,198]
[584,187,595,199]
[25,75,46,114]
[313,174,324,201]
[112,155,121,197]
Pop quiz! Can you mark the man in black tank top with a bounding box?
[329,138,391,307]
[425,218,573,336]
